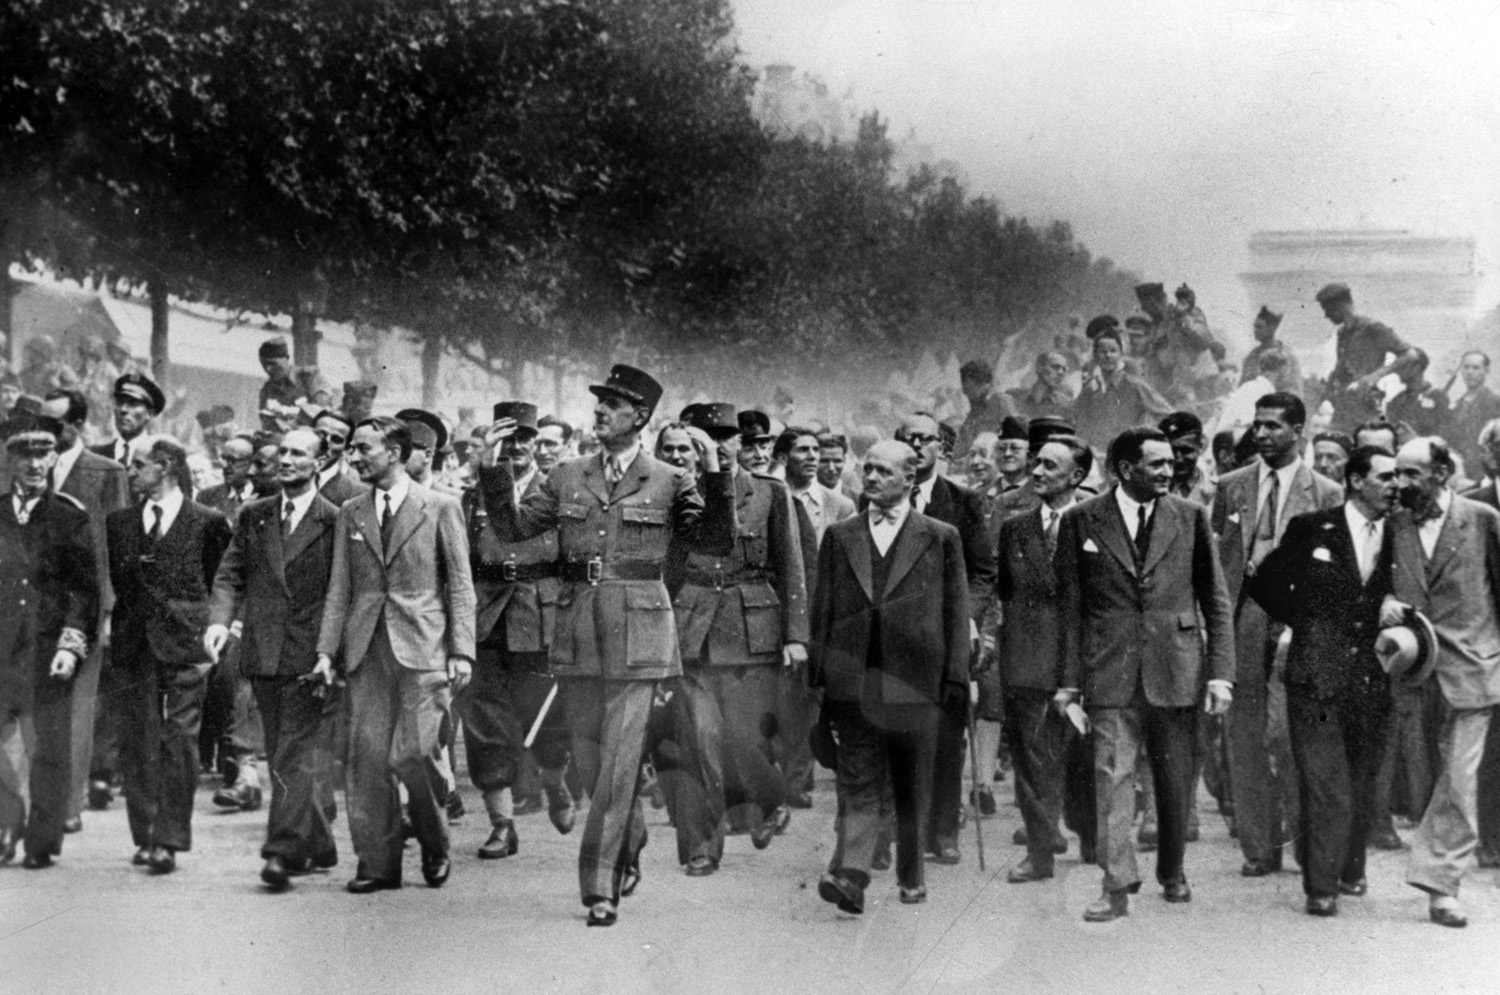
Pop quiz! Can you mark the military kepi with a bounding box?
[689,403,739,439]
[1,410,63,452]
[395,408,448,452]
[590,364,663,414]
[492,401,539,436]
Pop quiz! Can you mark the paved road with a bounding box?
[5,769,1499,995]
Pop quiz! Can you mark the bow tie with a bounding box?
[871,506,902,525]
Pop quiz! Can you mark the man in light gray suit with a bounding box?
[313,416,476,894]
[1383,436,1500,927]
[1212,392,1342,876]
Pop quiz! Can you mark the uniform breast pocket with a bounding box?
[557,502,590,544]
[739,582,783,655]
[619,505,669,557]
[738,528,769,566]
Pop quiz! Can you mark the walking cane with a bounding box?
[966,697,987,873]
[524,681,559,750]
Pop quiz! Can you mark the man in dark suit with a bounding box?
[1056,426,1235,921]
[460,402,574,861]
[196,437,257,519]
[0,412,98,867]
[313,417,476,895]
[893,412,995,864]
[1384,437,1500,927]
[1212,392,1343,876]
[206,427,341,888]
[39,390,128,826]
[1252,446,1399,916]
[107,436,233,874]
[811,440,970,913]
[995,434,1097,883]
[90,373,162,465]
[479,365,734,926]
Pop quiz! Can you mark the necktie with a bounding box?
[912,488,924,514]
[1249,471,1279,573]
[148,503,163,543]
[380,493,395,546]
[14,496,33,526]
[605,456,623,487]
[1360,521,1378,583]
[1134,504,1150,561]
[282,499,295,538]
[1044,511,1059,560]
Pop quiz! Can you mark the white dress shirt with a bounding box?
[1344,501,1384,583]
[373,475,411,523]
[142,488,186,536]
[1417,488,1452,559]
[603,443,642,484]
[1257,457,1302,538]
[513,465,537,504]
[868,499,911,556]
[53,439,84,489]
[1114,487,1155,540]
[912,474,938,515]
[791,481,827,541]
[280,486,318,536]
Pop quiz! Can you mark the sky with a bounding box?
[729,0,1500,342]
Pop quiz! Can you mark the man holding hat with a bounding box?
[1316,283,1420,433]
[1381,437,1500,926]
[479,364,734,926]
[258,339,300,411]
[1251,446,1400,916]
[664,403,808,876]
[91,372,164,465]
[460,401,576,861]
[0,411,99,867]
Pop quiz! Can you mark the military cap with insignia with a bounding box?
[589,364,663,415]
[1027,415,1077,451]
[689,403,740,440]
[113,372,166,416]
[1158,411,1204,441]
[395,408,448,452]
[1,410,64,453]
[738,409,772,441]
[492,401,539,437]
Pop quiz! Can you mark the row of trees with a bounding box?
[0,0,1137,403]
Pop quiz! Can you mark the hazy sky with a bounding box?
[730,0,1500,337]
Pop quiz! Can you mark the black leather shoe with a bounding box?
[477,821,518,860]
[0,828,15,864]
[1051,838,1068,855]
[899,884,927,904]
[1338,877,1367,897]
[1137,825,1158,851]
[1163,880,1192,903]
[261,856,291,888]
[1306,895,1338,917]
[1012,827,1028,846]
[146,846,176,874]
[421,851,451,888]
[786,792,814,809]
[213,781,263,812]
[1079,840,1098,865]
[817,872,865,914]
[131,846,151,866]
[972,787,997,816]
[346,876,401,894]
[87,780,113,810]
[1007,859,1054,883]
[1429,902,1468,928]
[750,813,777,850]
[22,852,54,869]
[1241,858,1280,877]
[63,816,83,834]
[587,900,618,927]
[1185,824,1201,843]
[446,791,466,824]
[928,843,960,865]
[548,790,577,835]
[684,856,716,877]
[621,860,642,898]
[871,848,892,872]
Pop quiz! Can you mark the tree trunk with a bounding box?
[0,274,17,371]
[291,308,319,368]
[149,282,170,389]
[420,333,442,409]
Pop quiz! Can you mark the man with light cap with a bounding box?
[0,410,99,868]
[1317,283,1420,433]
[479,364,734,926]
[91,372,164,465]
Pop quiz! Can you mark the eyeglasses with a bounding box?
[904,434,941,447]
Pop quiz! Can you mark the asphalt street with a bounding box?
[5,768,1499,995]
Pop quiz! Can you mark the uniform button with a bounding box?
[599,530,606,536]
[603,504,609,511]
[20,579,27,586]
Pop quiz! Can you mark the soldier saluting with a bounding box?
[480,364,734,927]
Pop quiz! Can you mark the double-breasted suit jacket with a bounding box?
[1056,491,1234,708]
[1388,497,1500,710]
[316,485,476,672]
[55,448,128,618]
[209,494,340,677]
[466,471,561,655]
[672,470,808,666]
[106,499,233,669]
[809,512,971,712]
[480,450,734,681]
[995,507,1067,692]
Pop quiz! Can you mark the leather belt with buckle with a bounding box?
[560,559,662,584]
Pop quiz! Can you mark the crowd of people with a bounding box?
[2,278,1499,931]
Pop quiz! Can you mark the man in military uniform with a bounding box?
[91,372,163,465]
[0,412,98,867]
[461,402,575,861]
[480,364,734,926]
[664,403,808,877]
[1318,282,1420,433]
[1240,307,1302,391]
[1161,412,1217,507]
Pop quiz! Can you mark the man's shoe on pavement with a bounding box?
[0,829,15,864]
[786,791,813,809]
[421,850,451,888]
[213,778,263,812]
[773,804,792,836]
[146,846,176,874]
[621,859,642,897]
[1338,877,1367,897]
[817,872,865,915]
[928,841,960,865]
[684,856,716,877]
[1185,824,1201,843]
[971,787,996,816]
[1163,880,1192,903]
[1241,854,1282,877]
[346,875,401,894]
[1429,897,1468,928]
[261,855,291,889]
[88,779,113,810]
[899,885,927,905]
[1369,826,1405,851]
[871,847,892,872]
[1079,840,1098,865]
[446,791,466,825]
[587,900,618,927]
[22,852,54,869]
[547,788,576,835]
[751,812,778,850]
[477,820,519,860]
[1305,895,1338,917]
[1083,890,1129,922]
[63,815,82,834]
[1007,859,1054,884]
[131,846,151,866]
[1012,827,1028,846]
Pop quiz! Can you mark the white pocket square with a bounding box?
[1311,547,1332,562]
[1083,538,1100,553]
[1228,512,1240,525]
[350,530,365,542]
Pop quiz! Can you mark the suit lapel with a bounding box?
[1281,464,1316,533]
[1096,493,1138,577]
[926,478,954,522]
[384,486,426,564]
[353,491,385,562]
[610,452,650,503]
[734,470,755,512]
[1427,505,1467,580]
[883,515,933,596]
[1020,510,1056,590]
[845,516,875,603]
[1392,515,1429,600]
[1235,471,1258,559]
[1141,499,1183,575]
[264,501,288,586]
[283,497,333,568]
